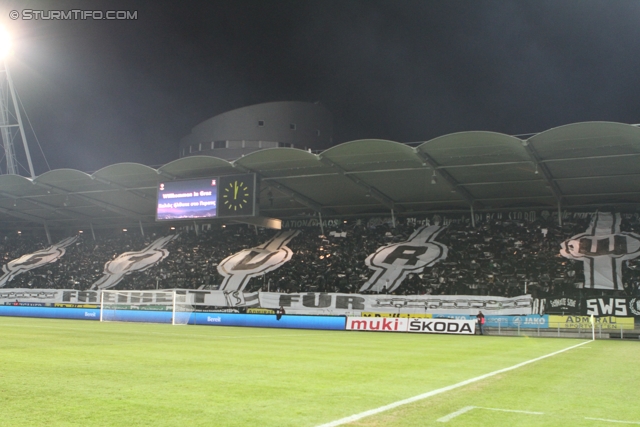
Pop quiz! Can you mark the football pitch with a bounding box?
[1,317,638,427]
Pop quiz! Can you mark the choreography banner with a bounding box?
[360,225,448,294]
[560,212,640,290]
[217,230,299,292]
[91,235,178,290]
[0,237,79,288]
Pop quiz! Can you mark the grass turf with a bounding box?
[0,316,638,426]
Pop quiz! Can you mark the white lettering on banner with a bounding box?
[0,236,79,287]
[223,291,260,308]
[84,312,96,317]
[560,212,640,290]
[217,230,300,292]
[0,288,533,316]
[519,317,546,326]
[207,316,221,323]
[345,317,475,334]
[346,317,408,331]
[361,225,448,293]
[407,318,475,334]
[281,219,341,229]
[369,295,532,313]
[260,292,533,316]
[90,235,179,290]
[585,298,628,316]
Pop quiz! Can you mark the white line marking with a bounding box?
[585,417,640,425]
[437,406,475,422]
[316,340,590,427]
[479,407,544,415]
[437,406,544,422]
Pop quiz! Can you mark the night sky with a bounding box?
[3,0,640,174]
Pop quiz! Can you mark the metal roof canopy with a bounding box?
[0,121,638,232]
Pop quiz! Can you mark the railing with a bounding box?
[485,319,639,339]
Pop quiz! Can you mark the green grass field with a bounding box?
[1,316,638,427]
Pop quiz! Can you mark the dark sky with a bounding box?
[2,0,640,174]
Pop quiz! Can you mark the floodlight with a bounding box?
[0,26,11,59]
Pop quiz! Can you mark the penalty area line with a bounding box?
[585,417,640,425]
[437,406,544,422]
[315,340,590,427]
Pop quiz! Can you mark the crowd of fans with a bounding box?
[1,211,640,298]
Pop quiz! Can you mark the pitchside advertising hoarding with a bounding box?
[156,174,256,221]
[548,315,635,330]
[346,316,476,334]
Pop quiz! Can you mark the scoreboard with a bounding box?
[156,174,256,221]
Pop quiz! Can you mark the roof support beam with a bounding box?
[562,191,640,198]
[522,141,563,203]
[539,152,640,163]
[0,205,46,224]
[233,164,335,216]
[317,156,404,212]
[91,176,151,201]
[412,148,479,208]
[556,173,640,182]
[0,191,95,223]
[157,170,178,180]
[33,181,149,222]
[434,160,533,169]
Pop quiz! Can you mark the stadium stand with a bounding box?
[3,212,640,299]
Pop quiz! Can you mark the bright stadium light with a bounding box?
[0,25,35,178]
[0,26,12,59]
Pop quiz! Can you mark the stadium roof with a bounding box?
[1,121,639,231]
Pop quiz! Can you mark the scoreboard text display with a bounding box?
[156,174,256,221]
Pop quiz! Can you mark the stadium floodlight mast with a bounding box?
[0,25,35,178]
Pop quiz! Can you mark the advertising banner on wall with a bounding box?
[361,312,432,318]
[432,314,549,329]
[548,315,635,330]
[407,318,475,334]
[346,316,409,332]
[346,316,475,334]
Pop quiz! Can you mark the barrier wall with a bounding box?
[0,306,346,330]
[0,306,101,320]
[1,307,634,334]
[432,314,550,329]
[193,313,345,330]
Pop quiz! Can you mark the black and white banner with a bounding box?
[259,292,532,315]
[217,230,299,292]
[540,296,640,318]
[560,212,640,290]
[360,225,448,293]
[1,288,533,316]
[0,237,79,288]
[91,235,178,290]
